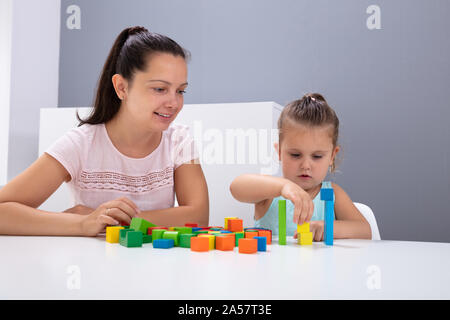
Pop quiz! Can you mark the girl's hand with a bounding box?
[293,220,325,242]
[79,197,140,236]
[280,181,314,225]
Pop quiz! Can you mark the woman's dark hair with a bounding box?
[77,26,189,126]
[278,93,341,172]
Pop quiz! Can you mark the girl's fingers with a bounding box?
[107,200,138,221]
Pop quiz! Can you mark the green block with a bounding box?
[279,199,286,245]
[143,234,152,244]
[152,229,166,241]
[234,232,244,246]
[174,227,192,234]
[194,230,208,235]
[119,228,133,246]
[130,217,156,235]
[179,233,196,248]
[162,231,180,246]
[119,230,143,248]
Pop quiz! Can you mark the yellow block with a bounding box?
[224,217,238,230]
[168,227,176,231]
[199,234,215,250]
[298,232,313,245]
[208,231,221,234]
[106,226,124,243]
[297,223,310,234]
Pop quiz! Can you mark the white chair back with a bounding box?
[354,202,381,240]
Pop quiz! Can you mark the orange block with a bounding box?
[190,236,209,252]
[245,231,258,239]
[258,230,272,245]
[228,219,243,232]
[238,238,257,254]
[216,235,234,251]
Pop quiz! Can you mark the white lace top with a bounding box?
[45,122,198,211]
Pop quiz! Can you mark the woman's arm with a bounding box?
[0,153,85,235]
[137,161,209,227]
[332,183,372,239]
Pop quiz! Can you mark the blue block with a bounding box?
[324,201,334,246]
[220,230,232,234]
[254,236,267,252]
[192,227,202,232]
[320,188,334,201]
[153,238,175,249]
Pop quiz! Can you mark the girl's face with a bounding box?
[118,53,188,132]
[277,122,339,192]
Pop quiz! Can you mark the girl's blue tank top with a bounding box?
[254,181,334,236]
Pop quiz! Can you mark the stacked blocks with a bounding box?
[320,188,335,246]
[238,238,257,254]
[297,223,313,245]
[228,219,243,232]
[278,199,287,245]
[108,216,274,254]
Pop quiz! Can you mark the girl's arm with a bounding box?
[230,174,314,225]
[137,161,209,227]
[332,183,372,239]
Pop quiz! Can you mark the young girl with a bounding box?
[0,26,209,236]
[230,93,371,241]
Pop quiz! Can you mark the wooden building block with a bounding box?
[228,219,243,232]
[190,236,209,252]
[215,235,234,251]
[106,226,124,243]
[238,238,257,254]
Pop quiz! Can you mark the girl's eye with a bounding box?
[153,88,166,93]
[313,155,323,159]
[290,153,300,158]
[177,90,187,95]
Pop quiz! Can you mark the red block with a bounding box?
[147,226,168,235]
[185,223,198,228]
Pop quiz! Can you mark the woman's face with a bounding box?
[119,53,188,132]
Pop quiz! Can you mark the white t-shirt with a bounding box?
[45,122,198,211]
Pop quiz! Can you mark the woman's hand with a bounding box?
[78,197,140,236]
[63,205,95,215]
[280,181,314,225]
[293,220,325,242]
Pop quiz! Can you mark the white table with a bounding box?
[1,236,449,300]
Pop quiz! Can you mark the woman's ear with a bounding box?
[112,74,128,100]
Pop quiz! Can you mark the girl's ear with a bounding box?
[330,145,340,165]
[112,74,128,100]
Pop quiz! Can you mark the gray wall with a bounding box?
[58,0,450,242]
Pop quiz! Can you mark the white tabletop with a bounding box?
[1,235,449,300]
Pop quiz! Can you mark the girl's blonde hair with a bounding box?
[278,93,340,172]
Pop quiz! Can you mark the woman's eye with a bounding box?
[177,90,187,95]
